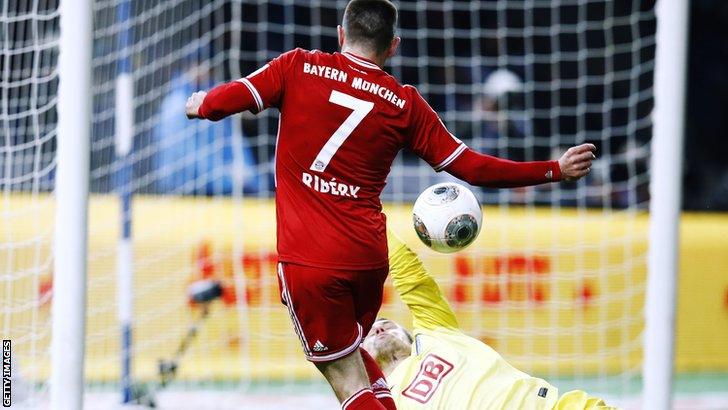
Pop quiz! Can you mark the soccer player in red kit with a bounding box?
[186,1,595,409]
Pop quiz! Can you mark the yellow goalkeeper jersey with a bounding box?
[385,231,614,410]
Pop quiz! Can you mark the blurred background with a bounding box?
[684,0,728,210]
[1,0,726,409]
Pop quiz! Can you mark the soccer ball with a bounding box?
[412,182,483,253]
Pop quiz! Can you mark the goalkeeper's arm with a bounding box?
[387,230,459,330]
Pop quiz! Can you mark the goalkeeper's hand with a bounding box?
[185,91,207,119]
[558,143,597,181]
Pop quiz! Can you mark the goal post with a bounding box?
[51,0,93,408]
[645,0,690,407]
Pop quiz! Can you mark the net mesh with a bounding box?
[0,0,59,405]
[2,0,657,407]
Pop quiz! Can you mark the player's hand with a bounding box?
[185,91,207,119]
[558,143,596,182]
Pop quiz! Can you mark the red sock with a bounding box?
[360,349,397,410]
[341,388,386,410]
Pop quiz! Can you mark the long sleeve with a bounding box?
[387,230,459,331]
[198,81,258,121]
[198,48,302,121]
[445,147,562,188]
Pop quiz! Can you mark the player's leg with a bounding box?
[353,267,397,410]
[351,266,389,336]
[360,348,396,410]
[277,263,386,409]
[314,349,385,409]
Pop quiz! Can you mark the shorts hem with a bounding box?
[305,322,364,363]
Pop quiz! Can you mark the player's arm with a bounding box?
[387,229,459,331]
[444,143,595,187]
[405,87,596,186]
[185,82,256,121]
[186,49,302,121]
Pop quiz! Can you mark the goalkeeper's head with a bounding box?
[361,318,412,375]
[339,0,400,66]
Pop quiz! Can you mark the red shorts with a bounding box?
[277,262,388,362]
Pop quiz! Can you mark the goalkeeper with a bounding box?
[360,230,617,410]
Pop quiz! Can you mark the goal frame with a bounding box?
[644,0,690,408]
[47,0,688,407]
[51,0,92,408]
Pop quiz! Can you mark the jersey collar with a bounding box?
[342,52,382,71]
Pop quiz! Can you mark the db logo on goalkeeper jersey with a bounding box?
[402,354,454,404]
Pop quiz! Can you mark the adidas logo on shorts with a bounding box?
[313,340,328,352]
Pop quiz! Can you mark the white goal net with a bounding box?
[0,0,59,406]
[2,0,657,408]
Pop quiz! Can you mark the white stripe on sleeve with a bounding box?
[236,77,263,112]
[434,143,467,171]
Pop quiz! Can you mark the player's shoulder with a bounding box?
[276,47,329,63]
[287,48,337,62]
[273,48,334,73]
[414,325,463,338]
[397,83,435,117]
[277,47,308,62]
[401,83,426,103]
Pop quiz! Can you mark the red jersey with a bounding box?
[240,49,465,270]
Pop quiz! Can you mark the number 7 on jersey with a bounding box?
[310,90,374,172]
